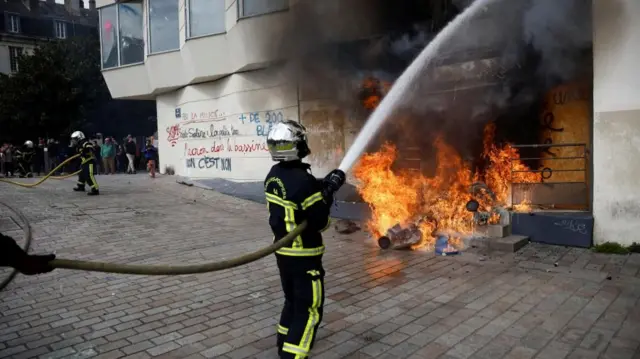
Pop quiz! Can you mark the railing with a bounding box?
[510,143,589,210]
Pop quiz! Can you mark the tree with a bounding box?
[0,35,155,143]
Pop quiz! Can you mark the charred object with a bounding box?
[466,182,507,225]
[378,216,437,250]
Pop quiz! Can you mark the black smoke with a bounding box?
[280,0,593,169]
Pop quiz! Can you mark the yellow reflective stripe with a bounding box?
[88,164,99,189]
[285,207,303,249]
[283,277,321,357]
[282,343,308,356]
[301,192,324,210]
[265,193,298,209]
[300,278,322,351]
[277,324,288,335]
[276,246,325,257]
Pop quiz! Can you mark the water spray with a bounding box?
[338,0,499,173]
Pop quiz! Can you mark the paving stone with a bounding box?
[0,176,638,359]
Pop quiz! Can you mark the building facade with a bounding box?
[0,0,97,74]
[97,0,640,247]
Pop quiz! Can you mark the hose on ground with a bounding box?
[0,201,32,291]
[50,221,306,275]
[0,154,81,187]
[0,194,307,278]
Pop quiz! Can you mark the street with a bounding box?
[1,175,639,359]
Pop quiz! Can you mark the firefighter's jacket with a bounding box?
[76,139,95,164]
[264,161,332,257]
[15,148,34,163]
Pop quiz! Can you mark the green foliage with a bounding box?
[628,242,640,253]
[592,242,630,255]
[0,35,110,142]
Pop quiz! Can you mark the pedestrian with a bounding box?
[143,140,157,178]
[3,144,13,177]
[100,137,116,174]
[125,135,137,174]
[47,139,59,173]
[263,120,346,358]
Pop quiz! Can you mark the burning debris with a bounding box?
[355,119,539,253]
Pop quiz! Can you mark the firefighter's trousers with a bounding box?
[276,255,324,358]
[77,159,99,190]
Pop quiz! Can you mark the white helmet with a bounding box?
[24,140,33,148]
[266,120,310,162]
[70,131,85,144]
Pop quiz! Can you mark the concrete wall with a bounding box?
[593,0,640,246]
[100,0,382,99]
[157,66,298,181]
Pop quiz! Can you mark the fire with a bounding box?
[353,82,540,251]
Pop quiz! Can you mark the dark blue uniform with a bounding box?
[74,139,99,194]
[265,160,332,358]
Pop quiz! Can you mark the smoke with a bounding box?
[278,0,592,163]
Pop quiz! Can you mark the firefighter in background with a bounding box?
[1,232,55,275]
[70,131,100,196]
[15,140,35,178]
[264,120,346,358]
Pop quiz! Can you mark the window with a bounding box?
[99,2,144,68]
[9,47,23,73]
[239,0,288,18]
[188,0,225,38]
[149,0,179,53]
[118,2,144,65]
[100,5,118,68]
[8,14,20,33]
[55,21,67,39]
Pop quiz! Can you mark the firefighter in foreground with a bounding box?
[70,131,100,195]
[0,232,56,275]
[265,120,346,358]
[15,140,35,178]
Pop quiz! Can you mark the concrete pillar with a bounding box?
[593,0,640,245]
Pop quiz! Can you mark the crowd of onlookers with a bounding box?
[0,135,158,178]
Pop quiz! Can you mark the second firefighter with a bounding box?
[264,120,346,358]
[71,131,100,196]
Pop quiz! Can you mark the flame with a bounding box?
[354,81,540,251]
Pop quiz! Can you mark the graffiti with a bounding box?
[554,219,588,235]
[239,111,283,125]
[186,156,232,171]
[184,142,225,157]
[553,88,590,105]
[167,125,180,147]
[184,139,268,157]
[179,124,240,139]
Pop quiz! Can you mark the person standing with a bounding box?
[263,120,346,358]
[70,131,99,196]
[100,137,116,174]
[143,140,157,178]
[125,136,137,174]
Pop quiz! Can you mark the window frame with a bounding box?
[147,0,180,54]
[185,0,227,40]
[54,20,67,39]
[8,46,23,73]
[237,0,288,20]
[99,3,145,70]
[7,13,21,33]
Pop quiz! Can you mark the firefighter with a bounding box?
[0,232,56,275]
[15,140,35,178]
[70,131,100,195]
[264,120,346,358]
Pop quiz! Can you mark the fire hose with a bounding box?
[0,154,82,187]
[0,197,306,290]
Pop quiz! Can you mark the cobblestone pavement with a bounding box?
[0,174,639,359]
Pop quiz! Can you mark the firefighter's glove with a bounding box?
[15,254,56,275]
[322,169,346,200]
